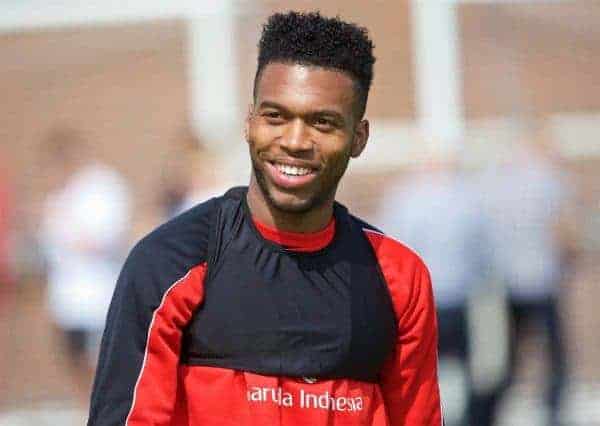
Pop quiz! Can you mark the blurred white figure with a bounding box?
[482,149,570,302]
[39,128,131,402]
[477,126,574,426]
[376,146,492,426]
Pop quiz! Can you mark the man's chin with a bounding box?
[252,164,325,214]
[266,189,316,214]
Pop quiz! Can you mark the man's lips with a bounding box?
[264,160,319,190]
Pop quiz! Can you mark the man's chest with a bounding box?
[180,236,397,383]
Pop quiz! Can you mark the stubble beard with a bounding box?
[250,153,350,215]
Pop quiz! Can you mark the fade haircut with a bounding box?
[254,11,375,119]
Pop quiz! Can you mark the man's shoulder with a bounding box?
[113,196,227,297]
[129,186,247,266]
[130,196,223,271]
[350,213,427,272]
[347,213,383,234]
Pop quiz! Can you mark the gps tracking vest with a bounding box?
[180,187,397,382]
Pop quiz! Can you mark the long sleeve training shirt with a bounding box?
[88,187,442,426]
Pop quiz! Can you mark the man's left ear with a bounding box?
[244,104,254,143]
[350,119,369,158]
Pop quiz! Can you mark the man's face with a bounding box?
[246,62,368,214]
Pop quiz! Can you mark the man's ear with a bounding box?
[244,104,254,143]
[350,119,369,158]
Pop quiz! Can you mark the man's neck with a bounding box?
[246,182,334,234]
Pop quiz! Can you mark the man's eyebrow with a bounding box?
[310,110,345,120]
[258,101,345,121]
[257,101,288,111]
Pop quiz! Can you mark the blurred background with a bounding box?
[1,1,599,425]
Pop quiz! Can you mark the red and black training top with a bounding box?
[88,187,442,426]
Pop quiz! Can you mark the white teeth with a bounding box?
[275,163,312,176]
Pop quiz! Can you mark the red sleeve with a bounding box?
[88,248,206,426]
[126,263,206,425]
[364,230,443,426]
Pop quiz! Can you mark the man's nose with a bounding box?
[279,119,313,153]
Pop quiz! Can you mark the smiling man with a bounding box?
[247,61,367,233]
[88,11,442,426]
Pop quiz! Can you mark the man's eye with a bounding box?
[314,118,335,130]
[263,111,283,121]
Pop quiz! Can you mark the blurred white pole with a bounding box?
[411,1,464,150]
[186,1,241,148]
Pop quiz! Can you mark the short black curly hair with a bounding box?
[254,11,375,118]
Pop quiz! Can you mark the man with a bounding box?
[88,11,442,426]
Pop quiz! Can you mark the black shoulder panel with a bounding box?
[180,191,397,383]
[88,196,218,425]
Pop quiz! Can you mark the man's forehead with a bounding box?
[255,62,356,111]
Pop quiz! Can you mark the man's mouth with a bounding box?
[265,161,318,189]
[274,163,313,176]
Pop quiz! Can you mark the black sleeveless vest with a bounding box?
[181,188,397,383]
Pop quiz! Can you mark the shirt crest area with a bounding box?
[180,187,397,383]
